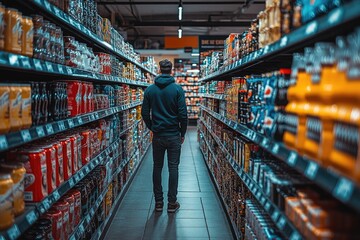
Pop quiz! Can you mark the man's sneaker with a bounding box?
[167,202,180,213]
[155,202,164,212]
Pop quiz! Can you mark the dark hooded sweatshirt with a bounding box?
[141,74,188,137]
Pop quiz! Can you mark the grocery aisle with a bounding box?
[104,127,234,240]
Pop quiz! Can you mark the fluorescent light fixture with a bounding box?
[192,63,197,66]
[187,69,200,73]
[191,53,200,56]
[178,27,182,38]
[178,0,183,20]
[178,6,183,20]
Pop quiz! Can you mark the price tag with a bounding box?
[305,161,319,180]
[264,202,271,211]
[58,121,66,131]
[45,62,54,72]
[272,210,279,221]
[328,8,343,25]
[289,232,301,240]
[79,171,84,178]
[90,162,95,168]
[33,59,43,71]
[66,67,73,75]
[75,174,80,182]
[305,21,318,35]
[46,124,54,134]
[277,216,286,230]
[35,126,45,137]
[264,45,269,54]
[21,57,32,69]
[261,138,269,148]
[90,208,95,216]
[260,197,266,205]
[26,211,37,225]
[280,36,288,48]
[333,177,354,202]
[0,136,8,150]
[95,112,99,119]
[44,0,52,11]
[272,144,279,154]
[7,225,20,240]
[43,198,50,209]
[78,224,85,235]
[68,119,75,128]
[53,190,60,200]
[69,178,75,187]
[287,152,297,166]
[78,117,84,125]
[57,65,65,74]
[21,129,31,142]
[256,191,261,199]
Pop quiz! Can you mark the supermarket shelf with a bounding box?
[199,118,302,240]
[198,131,241,240]
[185,96,201,98]
[198,93,225,100]
[199,0,360,82]
[16,0,156,76]
[0,136,126,240]
[0,101,142,153]
[0,51,151,87]
[69,145,143,240]
[91,143,151,240]
[200,105,360,212]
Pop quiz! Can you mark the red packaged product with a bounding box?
[53,142,64,187]
[53,200,70,240]
[60,138,72,181]
[69,135,78,174]
[66,81,82,117]
[62,194,75,233]
[42,144,57,194]
[67,189,81,226]
[87,83,94,113]
[81,130,90,165]
[75,133,82,169]
[42,209,63,240]
[81,82,88,114]
[18,149,48,202]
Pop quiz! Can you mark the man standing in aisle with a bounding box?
[141,59,188,213]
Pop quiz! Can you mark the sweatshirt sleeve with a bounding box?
[177,87,188,137]
[141,89,152,130]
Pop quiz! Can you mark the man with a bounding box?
[141,59,188,213]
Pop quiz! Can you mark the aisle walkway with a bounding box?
[104,127,234,240]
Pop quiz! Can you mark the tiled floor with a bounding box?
[104,127,234,240]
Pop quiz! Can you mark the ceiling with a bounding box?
[97,0,266,48]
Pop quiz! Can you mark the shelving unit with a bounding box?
[197,1,360,239]
[199,0,360,82]
[0,0,155,239]
[176,75,200,121]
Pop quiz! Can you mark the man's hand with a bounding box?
[181,137,185,144]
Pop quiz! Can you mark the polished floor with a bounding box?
[104,127,234,240]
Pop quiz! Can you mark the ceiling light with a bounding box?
[178,27,182,38]
[178,0,183,20]
[191,53,200,56]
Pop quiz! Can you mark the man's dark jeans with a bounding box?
[152,134,181,204]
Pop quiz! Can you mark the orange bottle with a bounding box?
[21,84,32,129]
[0,84,10,134]
[284,53,311,153]
[4,8,22,54]
[0,173,14,230]
[21,16,34,57]
[9,85,22,131]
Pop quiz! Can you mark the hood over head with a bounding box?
[155,74,175,89]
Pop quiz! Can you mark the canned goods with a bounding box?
[4,8,22,54]
[60,138,73,181]
[81,82,88,114]
[67,189,81,226]
[0,162,25,216]
[42,209,63,240]
[66,81,82,117]
[35,219,53,240]
[81,130,90,165]
[0,173,14,230]
[42,144,57,194]
[53,141,64,187]
[62,193,75,233]
[53,199,70,240]
[69,135,78,174]
[32,15,44,59]
[0,84,10,134]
